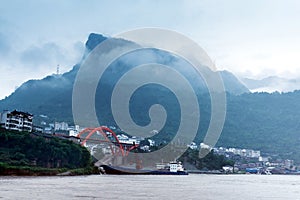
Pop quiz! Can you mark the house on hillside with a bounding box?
[0,110,33,132]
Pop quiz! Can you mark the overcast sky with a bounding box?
[1,0,300,99]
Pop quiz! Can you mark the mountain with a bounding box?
[241,76,300,93]
[2,33,300,162]
[0,32,248,115]
[218,90,300,162]
[219,70,249,95]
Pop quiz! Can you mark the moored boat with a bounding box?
[100,161,188,175]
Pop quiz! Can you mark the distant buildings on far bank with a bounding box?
[1,109,297,172]
[214,146,261,158]
[213,146,297,173]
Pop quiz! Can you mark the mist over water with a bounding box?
[1,175,299,200]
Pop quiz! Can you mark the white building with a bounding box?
[54,122,68,131]
[249,150,261,158]
[140,145,150,151]
[69,129,78,137]
[259,156,269,162]
[148,139,155,146]
[284,159,294,169]
[0,110,33,132]
[68,125,80,137]
[225,147,260,158]
[188,142,198,150]
[117,134,141,145]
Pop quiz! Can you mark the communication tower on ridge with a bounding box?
[56,65,60,75]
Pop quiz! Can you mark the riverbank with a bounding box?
[0,129,98,176]
[0,162,100,176]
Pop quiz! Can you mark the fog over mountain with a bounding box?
[2,33,300,162]
[241,76,300,93]
[2,1,300,101]
[0,33,249,106]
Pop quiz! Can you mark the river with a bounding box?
[1,174,300,199]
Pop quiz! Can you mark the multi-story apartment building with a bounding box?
[0,110,33,132]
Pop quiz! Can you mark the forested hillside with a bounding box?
[1,33,300,162]
[0,129,91,170]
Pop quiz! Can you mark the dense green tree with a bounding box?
[0,129,92,169]
[179,149,234,170]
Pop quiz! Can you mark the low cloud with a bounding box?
[0,40,84,99]
[242,76,300,93]
[17,40,84,73]
[0,32,11,57]
[20,42,64,68]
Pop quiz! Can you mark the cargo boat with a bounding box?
[100,161,188,175]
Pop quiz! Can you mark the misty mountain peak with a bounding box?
[0,32,251,114]
[85,33,108,51]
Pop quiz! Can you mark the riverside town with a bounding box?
[1,109,299,176]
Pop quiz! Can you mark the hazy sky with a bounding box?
[1,0,300,99]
